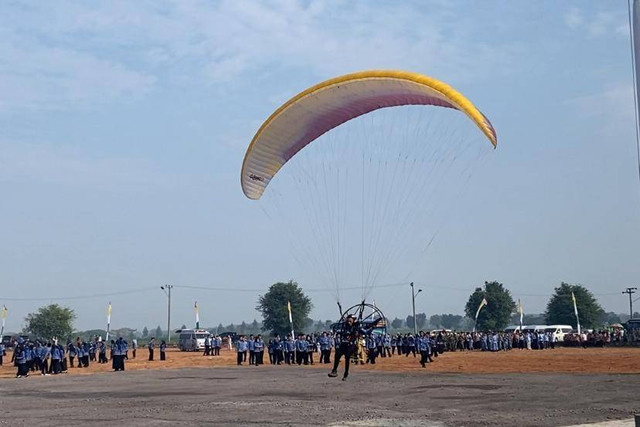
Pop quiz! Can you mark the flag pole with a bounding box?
[518,299,524,332]
[287,300,295,339]
[473,298,488,333]
[571,291,581,335]
[106,302,111,342]
[195,301,200,329]
[1,305,7,338]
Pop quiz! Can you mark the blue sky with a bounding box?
[1,1,639,332]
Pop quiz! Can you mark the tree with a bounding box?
[24,304,75,340]
[217,323,224,333]
[77,329,107,341]
[602,312,622,325]
[429,314,443,328]
[465,281,516,331]
[406,315,415,330]
[251,319,259,332]
[154,326,163,338]
[111,327,136,340]
[391,317,404,329]
[545,283,604,329]
[415,313,427,329]
[304,317,314,330]
[441,314,463,329]
[181,324,187,330]
[239,321,247,334]
[511,313,546,325]
[430,314,463,330]
[257,280,312,336]
[142,326,149,338]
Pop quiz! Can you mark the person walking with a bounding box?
[148,337,156,361]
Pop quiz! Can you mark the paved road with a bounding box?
[1,367,638,426]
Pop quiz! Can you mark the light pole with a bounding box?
[410,282,422,336]
[623,287,637,319]
[160,285,173,344]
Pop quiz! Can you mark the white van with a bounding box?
[504,325,521,333]
[523,325,548,333]
[544,325,573,342]
[177,329,210,351]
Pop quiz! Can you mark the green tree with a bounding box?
[545,283,604,329]
[180,324,187,330]
[24,304,75,340]
[154,325,163,338]
[511,313,546,325]
[465,281,516,331]
[391,317,404,329]
[429,314,443,328]
[257,280,312,336]
[602,312,622,325]
[251,319,260,333]
[441,314,463,329]
[304,317,314,331]
[406,315,415,330]
[142,326,149,338]
[415,313,427,329]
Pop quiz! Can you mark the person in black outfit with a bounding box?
[328,315,363,381]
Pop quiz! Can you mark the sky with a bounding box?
[1,0,639,333]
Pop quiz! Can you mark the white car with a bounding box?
[544,325,573,342]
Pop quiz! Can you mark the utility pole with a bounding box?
[410,282,422,336]
[161,284,174,344]
[623,287,637,319]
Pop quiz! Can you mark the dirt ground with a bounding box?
[1,348,639,426]
[2,346,638,378]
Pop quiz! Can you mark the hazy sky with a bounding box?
[1,1,639,333]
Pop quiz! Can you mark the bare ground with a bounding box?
[0,348,638,426]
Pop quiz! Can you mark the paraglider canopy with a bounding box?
[241,70,497,200]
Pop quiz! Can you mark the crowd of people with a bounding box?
[229,326,632,376]
[2,323,633,379]
[231,328,445,372]
[5,335,172,378]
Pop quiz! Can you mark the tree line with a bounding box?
[14,280,627,340]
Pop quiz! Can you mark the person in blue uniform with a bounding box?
[366,334,377,364]
[295,334,308,365]
[160,340,166,361]
[203,335,211,356]
[213,336,221,356]
[284,335,295,365]
[50,342,62,374]
[318,332,331,364]
[418,331,431,368]
[254,335,264,365]
[306,334,315,365]
[236,336,247,365]
[273,335,283,365]
[14,339,28,378]
[67,342,76,368]
[98,341,107,364]
[247,335,255,365]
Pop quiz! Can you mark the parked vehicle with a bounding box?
[176,329,210,351]
[544,325,573,342]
